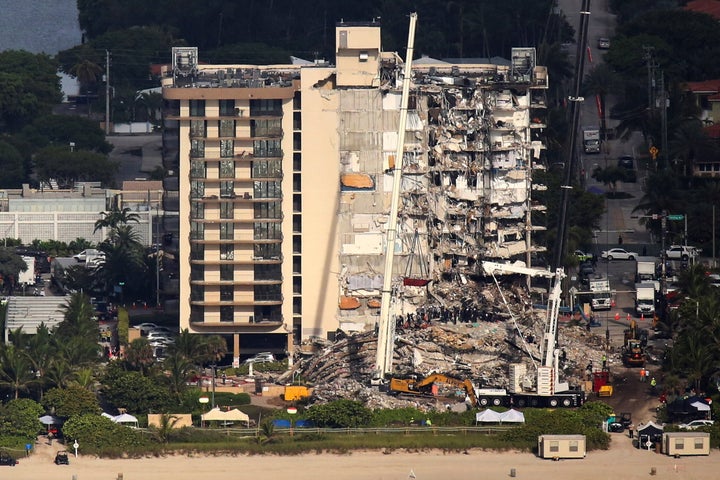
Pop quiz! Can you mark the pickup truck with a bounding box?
[665,245,701,261]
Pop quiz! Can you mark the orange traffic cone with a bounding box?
[641,313,644,321]
[626,313,631,322]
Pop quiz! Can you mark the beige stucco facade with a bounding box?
[162,22,548,365]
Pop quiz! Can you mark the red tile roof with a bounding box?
[685,0,720,20]
[684,79,720,94]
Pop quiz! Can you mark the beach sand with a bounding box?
[11,433,718,480]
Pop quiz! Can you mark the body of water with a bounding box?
[0,0,81,55]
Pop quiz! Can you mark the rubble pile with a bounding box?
[280,280,619,410]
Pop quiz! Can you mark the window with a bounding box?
[190,201,204,219]
[292,195,301,212]
[220,202,234,219]
[220,244,234,260]
[254,243,280,259]
[190,285,204,301]
[293,277,301,295]
[190,243,204,260]
[252,159,281,178]
[190,180,204,198]
[675,439,685,450]
[293,153,301,171]
[190,139,205,158]
[190,222,204,240]
[293,132,301,150]
[190,305,204,322]
[549,441,559,453]
[220,139,234,157]
[190,160,206,179]
[254,201,282,219]
[293,297,302,315]
[189,100,205,116]
[220,159,235,178]
[568,441,579,452]
[293,215,301,233]
[220,264,233,281]
[190,120,206,137]
[220,285,233,301]
[293,173,301,192]
[253,180,281,199]
[219,119,235,137]
[250,99,282,116]
[220,181,234,197]
[293,236,301,254]
[190,264,204,281]
[220,305,233,322]
[220,222,234,240]
[293,112,301,130]
[251,119,281,137]
[219,99,235,116]
[254,284,281,301]
[254,222,281,240]
[253,139,281,157]
[694,438,704,450]
[292,256,301,274]
[255,264,281,281]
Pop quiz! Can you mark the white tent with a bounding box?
[101,412,115,420]
[475,409,503,423]
[224,408,250,424]
[39,415,63,425]
[113,413,139,428]
[499,409,525,423]
[201,407,228,422]
[691,401,711,412]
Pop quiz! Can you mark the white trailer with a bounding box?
[18,256,35,285]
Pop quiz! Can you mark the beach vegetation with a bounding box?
[305,400,372,428]
[42,385,101,418]
[62,413,147,454]
[0,398,43,443]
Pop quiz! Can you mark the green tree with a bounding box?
[162,352,196,401]
[0,140,26,187]
[0,248,29,293]
[305,399,372,428]
[33,146,118,189]
[62,413,146,453]
[101,370,172,414]
[54,293,101,366]
[0,50,61,131]
[123,338,156,375]
[0,398,44,440]
[94,206,140,233]
[0,344,36,399]
[148,413,181,443]
[42,385,101,418]
[24,114,114,154]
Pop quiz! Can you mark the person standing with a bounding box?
[602,354,607,369]
[650,377,657,393]
[640,368,645,382]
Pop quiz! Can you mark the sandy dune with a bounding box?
[11,433,718,480]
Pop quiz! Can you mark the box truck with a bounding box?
[635,283,655,317]
[582,127,601,154]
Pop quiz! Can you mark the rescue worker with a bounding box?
[650,377,657,393]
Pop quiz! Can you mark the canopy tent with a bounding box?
[499,409,525,423]
[39,415,64,425]
[691,400,711,412]
[201,407,228,422]
[101,412,115,420]
[224,408,250,424]
[112,413,139,427]
[475,409,503,423]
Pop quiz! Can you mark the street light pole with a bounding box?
[155,205,160,309]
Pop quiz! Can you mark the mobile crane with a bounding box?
[475,261,585,408]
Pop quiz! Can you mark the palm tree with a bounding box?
[69,58,103,87]
[669,118,719,176]
[124,338,155,375]
[149,413,181,443]
[94,206,140,234]
[0,344,36,399]
[163,352,196,400]
[670,329,717,392]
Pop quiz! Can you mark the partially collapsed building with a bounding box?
[161,20,548,365]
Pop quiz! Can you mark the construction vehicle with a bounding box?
[388,374,480,406]
[622,319,646,368]
[283,385,311,402]
[475,262,585,408]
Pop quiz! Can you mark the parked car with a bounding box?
[597,37,610,49]
[244,352,276,364]
[0,452,16,466]
[665,245,701,261]
[678,419,714,430]
[617,155,634,169]
[601,248,637,261]
[147,331,173,342]
[133,323,158,334]
[54,451,70,465]
[149,326,176,336]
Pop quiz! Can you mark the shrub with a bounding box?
[62,414,148,454]
[305,400,371,428]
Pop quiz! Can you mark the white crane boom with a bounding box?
[375,13,418,380]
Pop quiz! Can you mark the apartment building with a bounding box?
[161,21,548,366]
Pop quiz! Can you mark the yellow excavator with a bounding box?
[389,374,479,406]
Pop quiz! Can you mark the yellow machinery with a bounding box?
[389,374,479,406]
[284,385,311,401]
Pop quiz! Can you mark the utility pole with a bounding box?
[105,50,111,135]
[643,46,656,112]
[659,72,668,170]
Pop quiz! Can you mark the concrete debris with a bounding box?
[277,280,618,411]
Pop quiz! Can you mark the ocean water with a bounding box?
[0,0,81,54]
